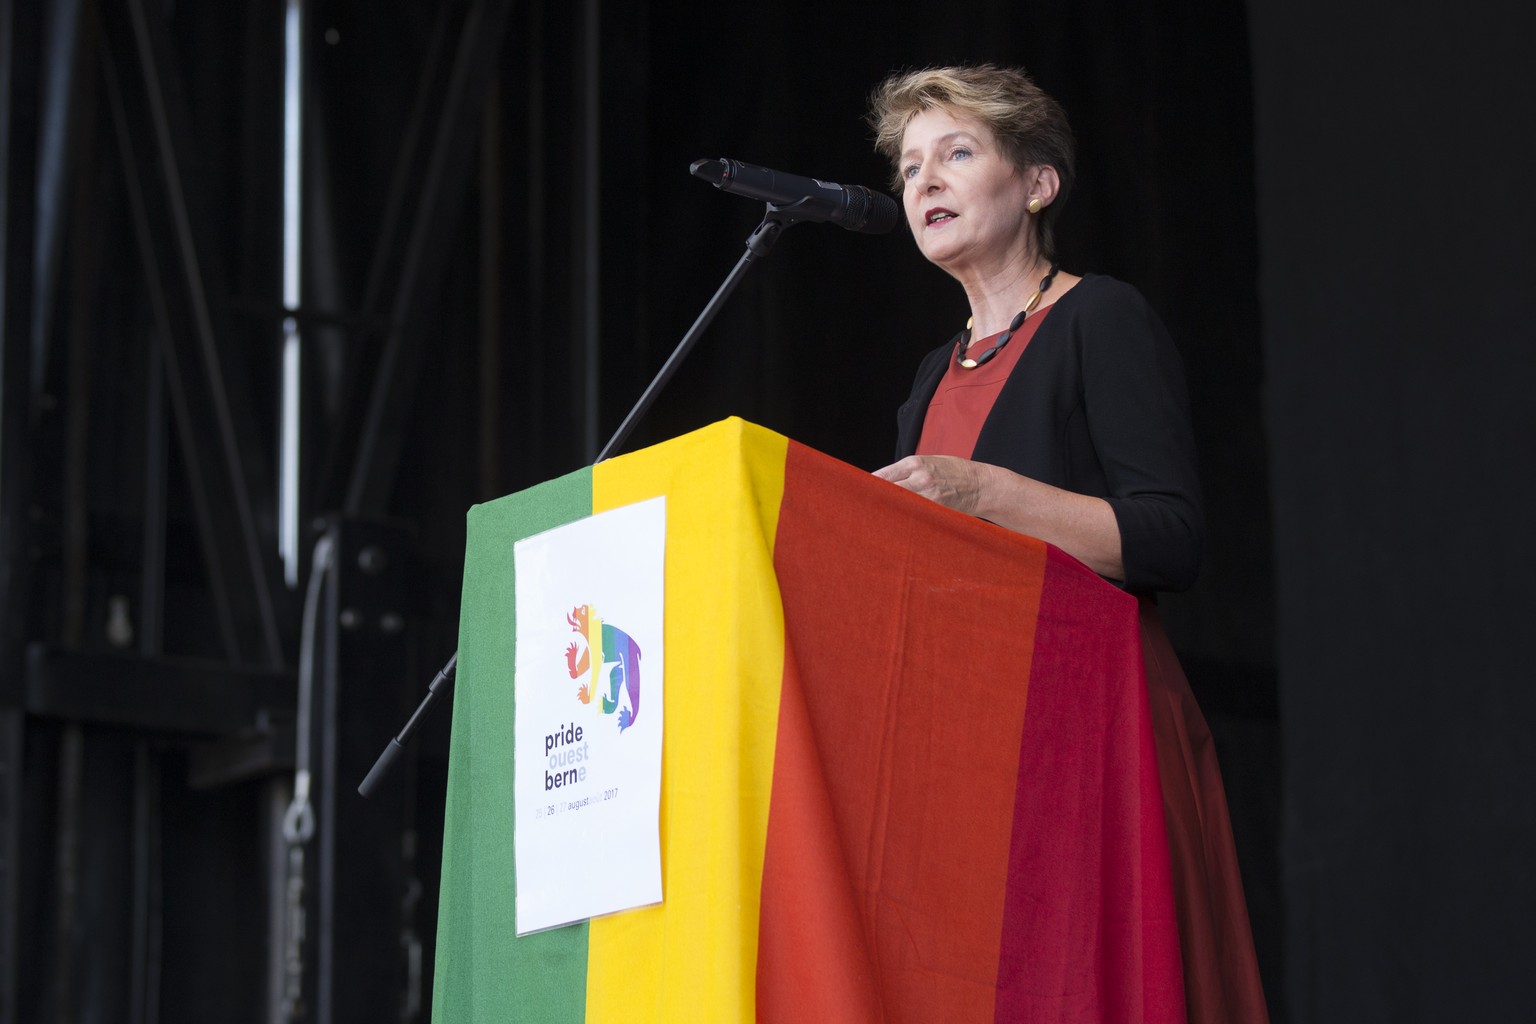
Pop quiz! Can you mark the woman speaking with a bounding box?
[869,64,1269,1023]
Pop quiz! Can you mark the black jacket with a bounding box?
[895,274,1204,594]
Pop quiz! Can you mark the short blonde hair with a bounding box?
[868,64,1076,259]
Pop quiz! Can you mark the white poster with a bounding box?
[512,496,665,935]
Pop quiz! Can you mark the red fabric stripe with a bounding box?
[758,442,1045,1023]
[1139,601,1269,1022]
[993,549,1185,1023]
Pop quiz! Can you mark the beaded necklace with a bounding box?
[955,262,1061,369]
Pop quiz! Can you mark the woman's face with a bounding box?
[898,106,1034,277]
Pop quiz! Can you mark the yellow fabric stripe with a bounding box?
[586,418,789,1023]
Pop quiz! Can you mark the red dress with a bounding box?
[915,310,1270,1023]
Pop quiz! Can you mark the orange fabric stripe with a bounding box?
[757,440,1046,1022]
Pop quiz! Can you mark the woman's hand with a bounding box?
[873,455,1125,581]
[872,455,988,516]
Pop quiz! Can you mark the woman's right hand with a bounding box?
[873,455,989,516]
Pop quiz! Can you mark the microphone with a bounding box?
[690,157,899,235]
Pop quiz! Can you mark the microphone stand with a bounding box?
[359,203,808,796]
[598,202,806,461]
[358,653,456,798]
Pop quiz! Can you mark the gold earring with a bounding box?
[1027,198,1043,214]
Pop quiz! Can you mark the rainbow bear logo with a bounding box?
[564,604,642,733]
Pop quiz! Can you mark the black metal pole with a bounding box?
[597,209,791,462]
[358,652,456,798]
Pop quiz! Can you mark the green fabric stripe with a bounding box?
[433,467,592,1024]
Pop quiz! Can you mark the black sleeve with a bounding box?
[1078,280,1205,593]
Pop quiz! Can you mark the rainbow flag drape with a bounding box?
[433,418,1184,1023]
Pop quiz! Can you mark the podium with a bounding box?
[433,418,1185,1023]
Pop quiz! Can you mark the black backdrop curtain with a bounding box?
[1250,0,1536,1018]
